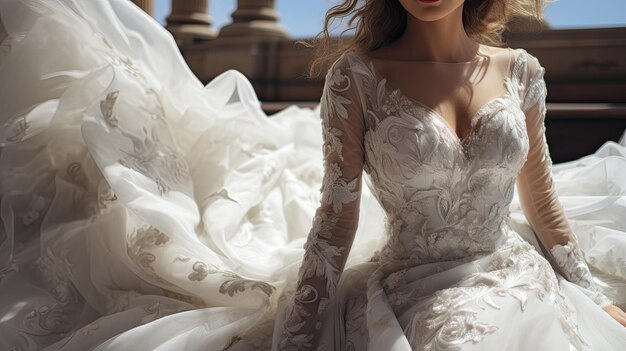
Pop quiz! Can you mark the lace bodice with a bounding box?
[360,50,528,263]
[277,48,612,350]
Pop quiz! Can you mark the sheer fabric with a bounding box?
[515,55,612,308]
[275,56,366,349]
[0,1,625,351]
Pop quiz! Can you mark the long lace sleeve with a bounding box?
[516,53,612,308]
[275,56,366,350]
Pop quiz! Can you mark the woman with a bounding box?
[0,0,624,350]
[272,0,626,349]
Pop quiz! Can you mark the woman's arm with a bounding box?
[516,52,626,326]
[276,55,366,349]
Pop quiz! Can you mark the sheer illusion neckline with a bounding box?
[350,48,517,145]
[362,50,487,65]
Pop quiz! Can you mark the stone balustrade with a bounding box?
[218,0,288,40]
[166,0,216,45]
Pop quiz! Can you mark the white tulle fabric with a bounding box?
[0,1,625,351]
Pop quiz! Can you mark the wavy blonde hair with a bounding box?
[298,0,551,79]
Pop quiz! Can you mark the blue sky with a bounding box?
[154,0,626,39]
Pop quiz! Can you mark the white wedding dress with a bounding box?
[0,1,625,350]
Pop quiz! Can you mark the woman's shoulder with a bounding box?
[325,49,368,75]
[507,46,545,79]
[505,47,547,110]
[323,49,373,92]
[481,45,543,74]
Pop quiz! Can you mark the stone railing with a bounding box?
[130,0,626,162]
[132,0,287,44]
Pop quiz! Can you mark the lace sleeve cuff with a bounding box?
[549,241,613,307]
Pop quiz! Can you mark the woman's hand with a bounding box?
[603,304,626,327]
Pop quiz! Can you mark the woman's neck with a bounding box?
[390,4,479,63]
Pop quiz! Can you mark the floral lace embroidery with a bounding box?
[219,273,276,297]
[100,91,120,127]
[126,226,174,287]
[278,58,363,350]
[98,89,192,195]
[300,212,345,293]
[97,41,193,195]
[319,163,359,213]
[36,248,77,304]
[321,68,353,121]
[517,52,612,309]
[96,179,118,212]
[550,241,613,307]
[344,291,368,350]
[551,241,595,288]
[21,303,69,337]
[521,64,552,169]
[186,260,275,299]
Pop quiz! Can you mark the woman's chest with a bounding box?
[362,94,530,185]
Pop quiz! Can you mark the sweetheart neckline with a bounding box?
[389,84,513,147]
[349,49,520,147]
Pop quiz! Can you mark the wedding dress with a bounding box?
[0,1,625,351]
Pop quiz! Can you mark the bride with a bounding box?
[0,0,624,350]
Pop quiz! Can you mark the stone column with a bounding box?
[166,0,216,45]
[218,0,288,40]
[130,0,153,16]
